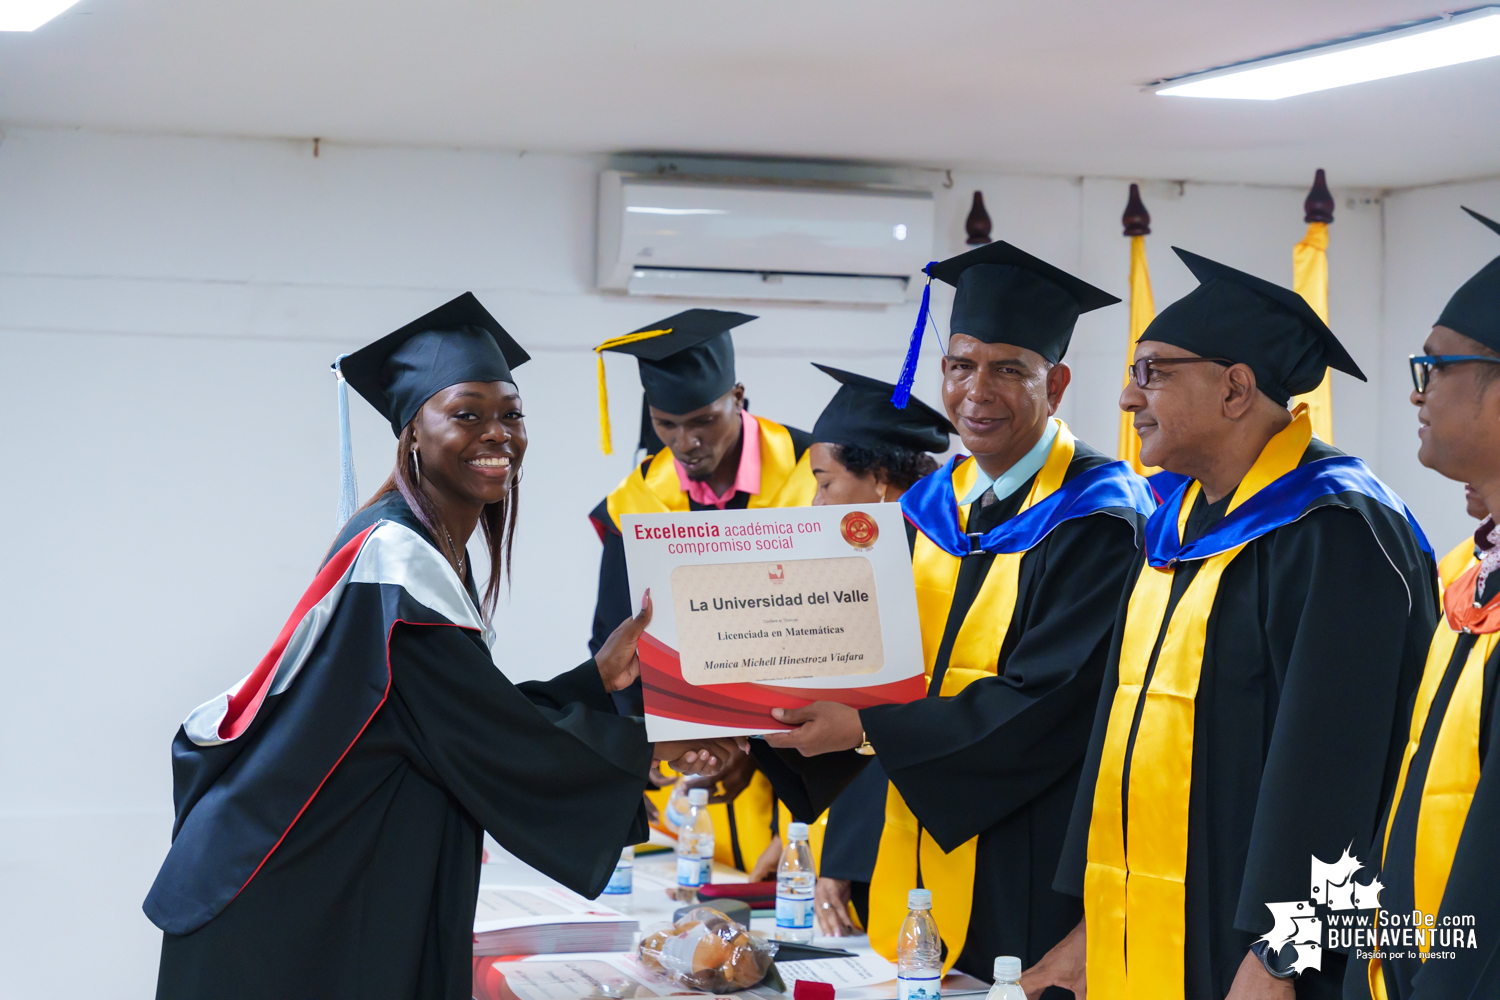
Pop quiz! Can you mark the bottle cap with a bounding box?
[688,788,709,805]
[907,888,932,910]
[788,822,809,841]
[993,956,1022,982]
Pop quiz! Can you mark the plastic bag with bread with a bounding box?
[637,907,777,993]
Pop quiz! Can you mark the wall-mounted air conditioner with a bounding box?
[596,171,935,305]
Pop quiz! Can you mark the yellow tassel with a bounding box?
[593,327,674,457]
[596,352,613,455]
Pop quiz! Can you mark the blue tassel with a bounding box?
[333,355,359,529]
[891,263,937,409]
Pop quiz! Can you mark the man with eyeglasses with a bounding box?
[1345,207,1500,1000]
[1029,248,1437,1000]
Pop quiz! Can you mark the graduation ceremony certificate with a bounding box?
[621,503,925,740]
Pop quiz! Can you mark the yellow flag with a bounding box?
[1119,234,1159,475]
[1291,221,1334,442]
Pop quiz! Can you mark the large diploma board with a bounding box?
[621,503,926,740]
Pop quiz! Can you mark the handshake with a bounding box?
[597,587,868,773]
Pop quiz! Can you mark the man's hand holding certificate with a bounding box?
[621,503,925,740]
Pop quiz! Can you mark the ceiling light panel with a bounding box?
[0,0,82,31]
[1157,7,1500,100]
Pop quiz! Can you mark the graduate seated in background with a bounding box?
[803,362,955,936]
[590,309,816,875]
[1346,207,1500,1000]
[143,294,740,1000]
[1031,250,1438,1000]
[752,242,1156,991]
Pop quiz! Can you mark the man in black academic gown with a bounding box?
[588,309,816,657]
[1345,207,1500,1000]
[751,242,1155,991]
[1029,250,1437,1000]
[588,310,817,873]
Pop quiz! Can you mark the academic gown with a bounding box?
[755,439,1146,986]
[1055,439,1438,1000]
[1345,571,1500,1000]
[148,492,652,1000]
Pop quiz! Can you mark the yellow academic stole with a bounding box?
[1084,409,1312,1000]
[603,415,814,529]
[1366,569,1500,997]
[866,423,1078,972]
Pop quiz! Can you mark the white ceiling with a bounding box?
[2,0,1497,188]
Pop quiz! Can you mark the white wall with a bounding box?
[0,125,1440,998]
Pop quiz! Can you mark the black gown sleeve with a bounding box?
[1054,562,1136,897]
[388,622,653,899]
[750,743,871,822]
[859,512,1138,852]
[517,659,616,714]
[819,758,889,882]
[1233,508,1423,935]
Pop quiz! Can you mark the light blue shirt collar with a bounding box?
[958,418,1060,506]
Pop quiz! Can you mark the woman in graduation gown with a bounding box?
[144,294,738,1000]
[803,363,954,936]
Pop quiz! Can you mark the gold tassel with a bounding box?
[593,327,675,456]
[596,352,614,455]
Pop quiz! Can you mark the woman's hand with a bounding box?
[748,835,782,882]
[1020,918,1086,999]
[761,702,864,756]
[814,878,856,936]
[653,738,749,775]
[597,590,652,692]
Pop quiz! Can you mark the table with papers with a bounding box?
[475,830,990,1000]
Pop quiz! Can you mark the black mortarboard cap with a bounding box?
[1436,207,1500,353]
[1140,248,1365,406]
[637,393,666,455]
[340,292,530,435]
[812,364,954,454]
[928,241,1120,363]
[593,309,755,453]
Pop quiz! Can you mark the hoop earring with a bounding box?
[411,449,422,484]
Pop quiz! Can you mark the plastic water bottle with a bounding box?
[603,845,633,904]
[664,778,692,832]
[675,788,714,902]
[775,821,816,942]
[984,957,1024,1000]
[896,888,942,1000]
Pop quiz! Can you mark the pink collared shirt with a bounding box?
[674,410,762,509]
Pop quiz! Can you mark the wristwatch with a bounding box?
[854,731,876,756]
[1249,940,1300,980]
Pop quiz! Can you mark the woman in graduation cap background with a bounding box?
[142,294,740,1000]
[801,362,956,937]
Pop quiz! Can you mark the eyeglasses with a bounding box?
[1126,356,1233,389]
[1409,354,1500,393]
